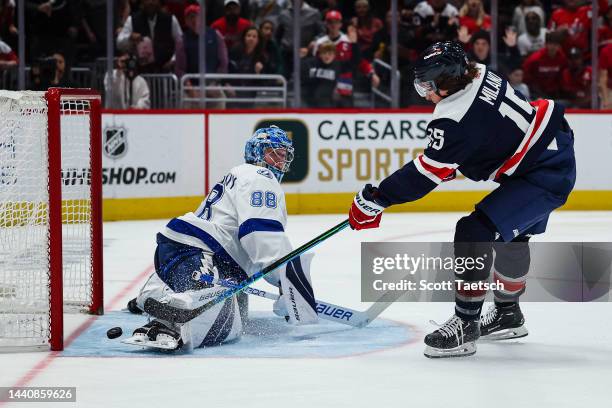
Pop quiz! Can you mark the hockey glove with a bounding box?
[349,184,387,230]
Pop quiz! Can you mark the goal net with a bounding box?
[0,89,103,351]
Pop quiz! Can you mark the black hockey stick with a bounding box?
[144,219,350,324]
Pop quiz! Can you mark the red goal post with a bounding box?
[0,88,103,351]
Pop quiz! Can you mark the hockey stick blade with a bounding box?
[144,219,350,324]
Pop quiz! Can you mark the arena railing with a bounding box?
[140,73,179,109]
[0,66,93,90]
[371,59,400,107]
[180,73,287,108]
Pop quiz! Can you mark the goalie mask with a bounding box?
[244,125,294,182]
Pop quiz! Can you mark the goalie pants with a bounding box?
[454,123,576,320]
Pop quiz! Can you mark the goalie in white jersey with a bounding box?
[127,126,318,350]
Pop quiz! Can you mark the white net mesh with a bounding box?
[0,91,96,349]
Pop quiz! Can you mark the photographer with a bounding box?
[104,52,151,109]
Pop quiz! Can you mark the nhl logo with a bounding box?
[103,126,128,159]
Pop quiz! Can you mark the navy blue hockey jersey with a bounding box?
[378,63,565,205]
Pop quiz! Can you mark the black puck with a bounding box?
[107,326,123,339]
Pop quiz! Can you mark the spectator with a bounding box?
[117,0,184,73]
[229,26,270,75]
[312,10,380,107]
[80,0,109,60]
[413,0,459,48]
[301,41,345,107]
[368,8,420,105]
[368,9,419,65]
[211,0,251,50]
[518,11,547,56]
[104,52,151,109]
[548,0,590,53]
[560,47,592,108]
[507,66,531,100]
[50,52,74,87]
[464,29,520,74]
[458,0,491,35]
[25,0,79,65]
[259,19,283,75]
[467,29,490,65]
[276,0,325,78]
[598,42,612,108]
[522,31,567,99]
[350,0,383,53]
[512,0,545,36]
[0,39,17,72]
[182,4,228,76]
[598,7,612,48]
[0,0,17,50]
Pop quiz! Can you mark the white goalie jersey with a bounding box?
[160,163,318,324]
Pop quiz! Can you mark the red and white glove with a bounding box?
[349,184,386,230]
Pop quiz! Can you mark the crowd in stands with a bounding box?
[0,0,611,109]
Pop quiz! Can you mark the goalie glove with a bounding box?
[349,184,387,230]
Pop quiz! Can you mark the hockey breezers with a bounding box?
[144,219,350,324]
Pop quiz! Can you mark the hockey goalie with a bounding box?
[124,126,318,351]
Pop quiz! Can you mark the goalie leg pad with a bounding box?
[136,270,242,349]
[277,253,318,325]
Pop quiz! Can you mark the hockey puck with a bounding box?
[106,327,123,339]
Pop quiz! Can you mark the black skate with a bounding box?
[480,303,528,341]
[121,320,184,351]
[424,315,480,358]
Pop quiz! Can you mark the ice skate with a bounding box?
[424,315,480,358]
[480,303,528,341]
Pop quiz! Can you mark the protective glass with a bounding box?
[414,79,437,97]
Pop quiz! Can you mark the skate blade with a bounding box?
[480,325,528,341]
[121,334,180,351]
[424,341,476,359]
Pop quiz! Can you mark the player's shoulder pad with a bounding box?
[431,63,487,123]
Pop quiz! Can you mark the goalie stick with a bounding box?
[199,274,376,327]
[144,219,350,324]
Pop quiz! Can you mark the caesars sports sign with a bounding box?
[207,113,498,195]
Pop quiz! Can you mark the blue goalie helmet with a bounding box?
[244,125,295,181]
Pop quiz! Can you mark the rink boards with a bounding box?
[98,109,612,220]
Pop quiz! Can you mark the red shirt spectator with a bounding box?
[598,43,612,108]
[560,48,592,108]
[350,0,384,53]
[0,39,18,68]
[522,32,567,98]
[459,0,491,35]
[211,0,251,50]
[313,11,379,100]
[548,0,592,51]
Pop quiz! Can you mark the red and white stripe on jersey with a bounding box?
[413,154,458,184]
[491,99,555,180]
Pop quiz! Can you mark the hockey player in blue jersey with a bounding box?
[348,42,576,358]
[125,126,318,351]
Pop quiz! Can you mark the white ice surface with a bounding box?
[1,211,612,408]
